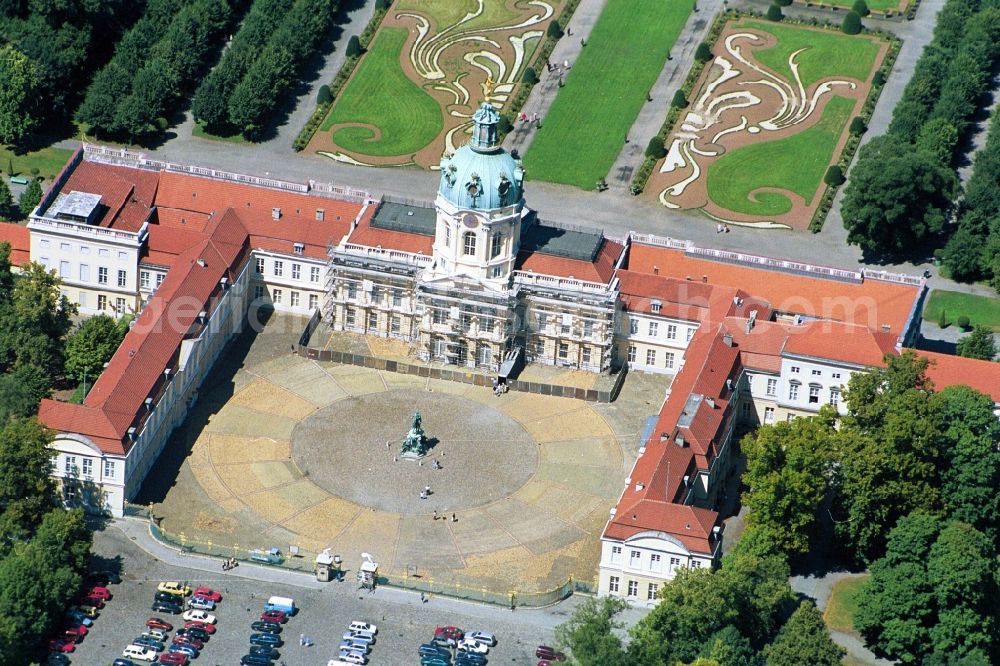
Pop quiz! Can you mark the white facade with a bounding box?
[597,533,716,605]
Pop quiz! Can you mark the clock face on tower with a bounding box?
[462,213,479,229]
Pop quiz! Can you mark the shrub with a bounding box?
[852,0,870,15]
[842,11,862,34]
[29,167,39,176]
[695,42,713,62]
[671,89,688,108]
[154,117,169,131]
[776,0,793,6]
[957,315,971,330]
[938,308,947,328]
[345,35,361,59]
[375,0,391,9]
[498,114,513,135]
[850,116,867,135]
[645,137,667,159]
[522,67,537,85]
[317,84,332,105]
[546,21,563,39]
[766,4,784,21]
[824,165,846,186]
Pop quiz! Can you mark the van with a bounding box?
[263,595,295,616]
[338,639,370,654]
[346,630,375,644]
[122,645,158,662]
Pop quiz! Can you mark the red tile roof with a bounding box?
[60,161,159,231]
[916,350,1000,404]
[346,209,434,256]
[142,224,207,268]
[39,220,251,455]
[783,320,898,367]
[0,223,30,265]
[626,243,920,334]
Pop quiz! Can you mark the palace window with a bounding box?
[627,346,636,363]
[392,289,403,306]
[256,258,264,274]
[273,260,283,277]
[367,312,378,330]
[558,343,569,360]
[103,460,116,479]
[582,347,591,365]
[463,232,476,256]
[310,266,321,283]
[829,386,840,407]
[64,455,77,474]
[664,352,675,369]
[583,320,594,338]
[433,308,446,325]
[273,289,282,304]
[629,319,638,335]
[98,266,108,285]
[81,458,93,478]
[808,384,821,404]
[647,583,659,600]
[608,576,619,593]
[491,233,502,258]
[345,308,356,326]
[610,546,622,564]
[391,316,401,334]
[630,549,641,567]
[292,264,301,280]
[117,269,127,288]
[254,285,264,300]
[667,324,677,339]
[646,349,656,365]
[140,271,150,289]
[290,291,300,307]
[648,322,658,337]
[80,264,90,281]
[97,295,107,311]
[309,294,319,310]
[627,580,638,597]
[649,553,662,572]
[766,378,777,396]
[669,557,681,571]
[347,283,358,300]
[764,407,775,424]
[788,382,800,401]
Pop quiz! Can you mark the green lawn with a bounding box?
[0,145,74,181]
[523,0,690,189]
[824,575,867,635]
[320,27,442,158]
[741,20,881,88]
[706,95,854,216]
[192,122,249,145]
[923,289,1000,331]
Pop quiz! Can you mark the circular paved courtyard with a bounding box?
[153,329,632,594]
[291,391,537,513]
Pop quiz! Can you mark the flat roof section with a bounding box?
[370,201,437,236]
[520,223,604,262]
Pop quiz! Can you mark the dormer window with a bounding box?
[293,243,304,255]
[651,300,661,313]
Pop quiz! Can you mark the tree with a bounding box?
[849,116,867,135]
[852,0,870,15]
[345,35,361,59]
[765,4,783,21]
[941,227,986,282]
[672,90,688,108]
[823,165,845,186]
[916,118,959,166]
[0,178,12,220]
[701,626,762,666]
[842,11,863,35]
[934,385,1000,545]
[763,602,844,666]
[522,67,538,85]
[0,44,40,144]
[317,84,333,105]
[695,42,713,63]
[646,137,667,159]
[64,314,129,383]
[741,413,836,557]
[0,417,57,545]
[555,596,628,666]
[547,20,563,39]
[841,135,957,256]
[18,178,41,217]
[0,363,50,422]
[955,326,996,360]
[956,315,970,330]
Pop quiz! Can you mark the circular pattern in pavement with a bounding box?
[290,390,537,513]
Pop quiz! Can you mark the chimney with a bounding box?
[702,275,708,283]
[196,258,207,268]
[653,265,659,275]
[723,333,733,347]
[316,208,325,221]
[881,324,891,332]
[675,432,686,448]
[705,397,716,409]
[272,207,281,220]
[635,482,645,491]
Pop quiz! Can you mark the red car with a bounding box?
[260,610,287,624]
[184,620,216,634]
[62,625,87,641]
[536,646,566,661]
[47,637,75,653]
[147,617,174,631]
[78,594,105,608]
[435,626,464,641]
[192,586,222,602]
[159,652,190,666]
[173,635,204,650]
[86,586,112,601]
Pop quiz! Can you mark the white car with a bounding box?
[187,596,215,610]
[181,609,216,624]
[466,631,497,647]
[122,644,159,662]
[344,630,375,644]
[458,638,490,654]
[348,620,377,634]
[338,650,368,664]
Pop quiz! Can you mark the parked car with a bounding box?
[177,625,210,642]
[122,644,159,662]
[74,604,99,618]
[338,651,368,665]
[192,586,222,602]
[181,609,216,624]
[141,627,168,641]
[47,638,75,653]
[344,630,374,645]
[111,658,135,666]
[419,643,451,658]
[132,635,164,651]
[86,570,121,586]
[167,643,199,658]
[249,644,279,658]
[536,645,566,660]
[420,657,449,666]
[458,638,489,654]
[252,620,282,633]
[78,594,105,608]
[250,632,282,647]
[435,626,464,641]
[260,609,287,624]
[65,610,93,626]
[432,636,457,649]
[62,624,88,640]
[349,620,377,634]
[46,654,71,666]
[146,617,174,631]
[172,634,204,650]
[457,654,487,666]
[339,639,370,654]
[155,591,180,604]
[158,652,190,666]
[184,619,216,634]
[239,655,272,666]
[152,600,183,614]
[186,595,215,610]
[157,582,191,596]
[466,631,496,647]
[86,585,112,601]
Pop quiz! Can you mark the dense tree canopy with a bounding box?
[64,313,129,384]
[554,596,628,666]
[0,44,39,145]
[763,601,844,666]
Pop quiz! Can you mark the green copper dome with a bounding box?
[438,103,524,211]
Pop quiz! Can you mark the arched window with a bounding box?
[491,233,502,258]
[463,232,477,256]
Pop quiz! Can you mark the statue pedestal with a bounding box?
[399,450,426,461]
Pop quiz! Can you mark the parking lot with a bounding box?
[62,523,594,666]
